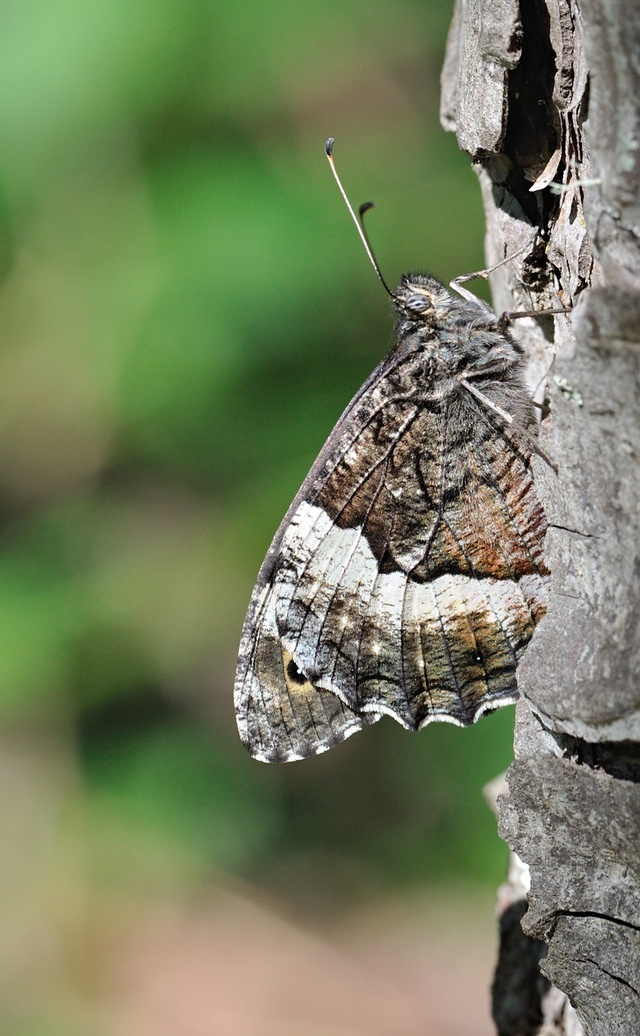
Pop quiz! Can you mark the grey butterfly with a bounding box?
[234,142,548,762]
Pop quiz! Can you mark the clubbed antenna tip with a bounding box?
[324,137,391,296]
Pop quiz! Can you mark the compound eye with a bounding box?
[405,292,431,313]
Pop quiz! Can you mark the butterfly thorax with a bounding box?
[391,273,525,392]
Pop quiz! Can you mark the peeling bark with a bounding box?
[441,1,640,1033]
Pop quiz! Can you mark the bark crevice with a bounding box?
[441,0,640,1032]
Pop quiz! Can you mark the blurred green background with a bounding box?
[0,0,516,1031]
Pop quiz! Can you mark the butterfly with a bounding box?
[234,141,549,762]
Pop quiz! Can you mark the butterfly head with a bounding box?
[392,274,453,324]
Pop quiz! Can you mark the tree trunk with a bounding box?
[441,1,640,1033]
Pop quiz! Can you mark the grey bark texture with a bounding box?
[441,1,640,1034]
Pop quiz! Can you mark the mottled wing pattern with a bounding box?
[234,278,549,762]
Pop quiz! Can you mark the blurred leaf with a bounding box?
[84,718,281,870]
[0,10,515,1026]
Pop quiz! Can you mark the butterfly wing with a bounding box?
[235,336,548,762]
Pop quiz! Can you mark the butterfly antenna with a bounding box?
[325,138,392,296]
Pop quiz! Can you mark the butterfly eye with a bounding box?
[405,293,431,313]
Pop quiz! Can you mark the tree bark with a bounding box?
[441,1,640,1033]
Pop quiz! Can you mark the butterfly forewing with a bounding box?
[234,274,548,762]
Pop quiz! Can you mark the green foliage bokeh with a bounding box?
[0,0,515,966]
